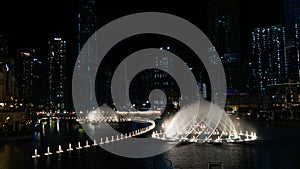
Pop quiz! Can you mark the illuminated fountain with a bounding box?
[100,138,104,144]
[67,143,73,151]
[32,149,40,158]
[105,137,110,144]
[152,100,257,144]
[92,139,97,146]
[44,147,52,156]
[111,136,115,142]
[56,145,63,153]
[84,140,90,148]
[76,142,82,149]
[76,104,119,124]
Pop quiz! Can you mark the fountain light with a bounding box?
[76,142,82,149]
[84,140,90,148]
[32,149,40,158]
[92,139,97,146]
[105,137,110,143]
[67,143,73,151]
[45,147,52,156]
[56,145,63,153]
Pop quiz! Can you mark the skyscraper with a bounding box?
[250,25,287,96]
[285,22,300,83]
[215,14,240,91]
[284,0,300,83]
[15,48,35,106]
[48,38,67,113]
[31,55,46,110]
[75,0,97,110]
[204,0,241,107]
[0,34,15,104]
[77,0,97,54]
[0,34,9,61]
[284,0,300,47]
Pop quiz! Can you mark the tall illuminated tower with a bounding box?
[250,25,287,96]
[48,38,67,113]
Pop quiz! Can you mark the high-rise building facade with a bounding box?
[77,0,97,54]
[75,0,97,110]
[284,0,300,83]
[295,20,300,70]
[0,34,15,105]
[284,0,300,47]
[48,38,67,113]
[215,14,240,92]
[0,34,9,61]
[205,0,240,94]
[250,25,287,96]
[285,22,300,83]
[15,47,44,110]
[15,48,35,106]
[31,55,46,110]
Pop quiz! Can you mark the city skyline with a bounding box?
[1,1,300,169]
[0,0,293,114]
[0,0,283,54]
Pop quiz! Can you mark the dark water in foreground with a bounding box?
[1,119,300,169]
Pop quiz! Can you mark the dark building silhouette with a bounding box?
[203,0,244,108]
[204,0,241,93]
[48,38,67,113]
[215,14,240,92]
[0,34,9,61]
[15,48,36,107]
[0,34,16,106]
[74,0,97,110]
[77,0,97,54]
[284,0,300,83]
[284,0,300,47]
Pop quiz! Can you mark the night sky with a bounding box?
[0,0,282,54]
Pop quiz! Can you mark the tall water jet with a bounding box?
[155,99,256,144]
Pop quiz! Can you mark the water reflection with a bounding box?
[0,140,33,169]
[0,119,300,169]
[0,144,10,169]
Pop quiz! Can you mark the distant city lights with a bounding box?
[22,52,31,56]
[159,46,170,50]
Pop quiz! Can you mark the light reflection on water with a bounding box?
[0,119,300,169]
